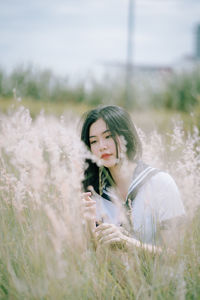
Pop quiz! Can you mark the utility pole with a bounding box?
[125,0,134,108]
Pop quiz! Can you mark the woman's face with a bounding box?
[89,118,118,168]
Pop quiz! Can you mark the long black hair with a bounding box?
[81,105,142,194]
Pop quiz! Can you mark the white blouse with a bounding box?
[94,171,185,244]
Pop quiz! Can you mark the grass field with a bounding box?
[0,99,199,299]
[0,96,198,133]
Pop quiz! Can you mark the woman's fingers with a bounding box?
[99,233,121,245]
[82,205,96,214]
[82,192,92,201]
[95,223,115,233]
[98,233,115,243]
[96,227,114,240]
[95,223,125,246]
[82,199,96,207]
[87,186,102,201]
[83,192,91,196]
[98,232,117,243]
[82,204,96,214]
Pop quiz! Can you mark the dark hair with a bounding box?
[81,105,142,193]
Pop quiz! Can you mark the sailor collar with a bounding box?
[102,160,160,209]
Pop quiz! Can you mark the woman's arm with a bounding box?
[158,215,185,250]
[95,217,186,254]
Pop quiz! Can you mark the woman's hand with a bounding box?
[96,223,163,254]
[82,192,96,222]
[95,223,128,248]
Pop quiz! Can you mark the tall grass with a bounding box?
[0,105,199,299]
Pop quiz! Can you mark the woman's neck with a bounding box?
[109,161,136,201]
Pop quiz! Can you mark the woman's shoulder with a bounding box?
[132,161,180,198]
[141,170,181,202]
[148,171,178,188]
[140,170,186,221]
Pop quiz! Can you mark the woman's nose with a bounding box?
[99,139,107,150]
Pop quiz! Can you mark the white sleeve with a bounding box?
[146,172,185,223]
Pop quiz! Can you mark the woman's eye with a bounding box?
[105,135,112,139]
[90,140,97,145]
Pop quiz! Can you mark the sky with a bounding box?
[0,0,200,80]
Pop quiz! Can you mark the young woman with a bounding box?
[81,105,185,252]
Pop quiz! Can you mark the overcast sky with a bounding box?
[0,0,200,79]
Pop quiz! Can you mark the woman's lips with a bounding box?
[101,153,112,159]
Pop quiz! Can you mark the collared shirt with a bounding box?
[94,161,185,244]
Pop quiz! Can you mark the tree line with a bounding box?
[0,64,200,113]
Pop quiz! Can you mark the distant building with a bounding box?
[173,23,200,72]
